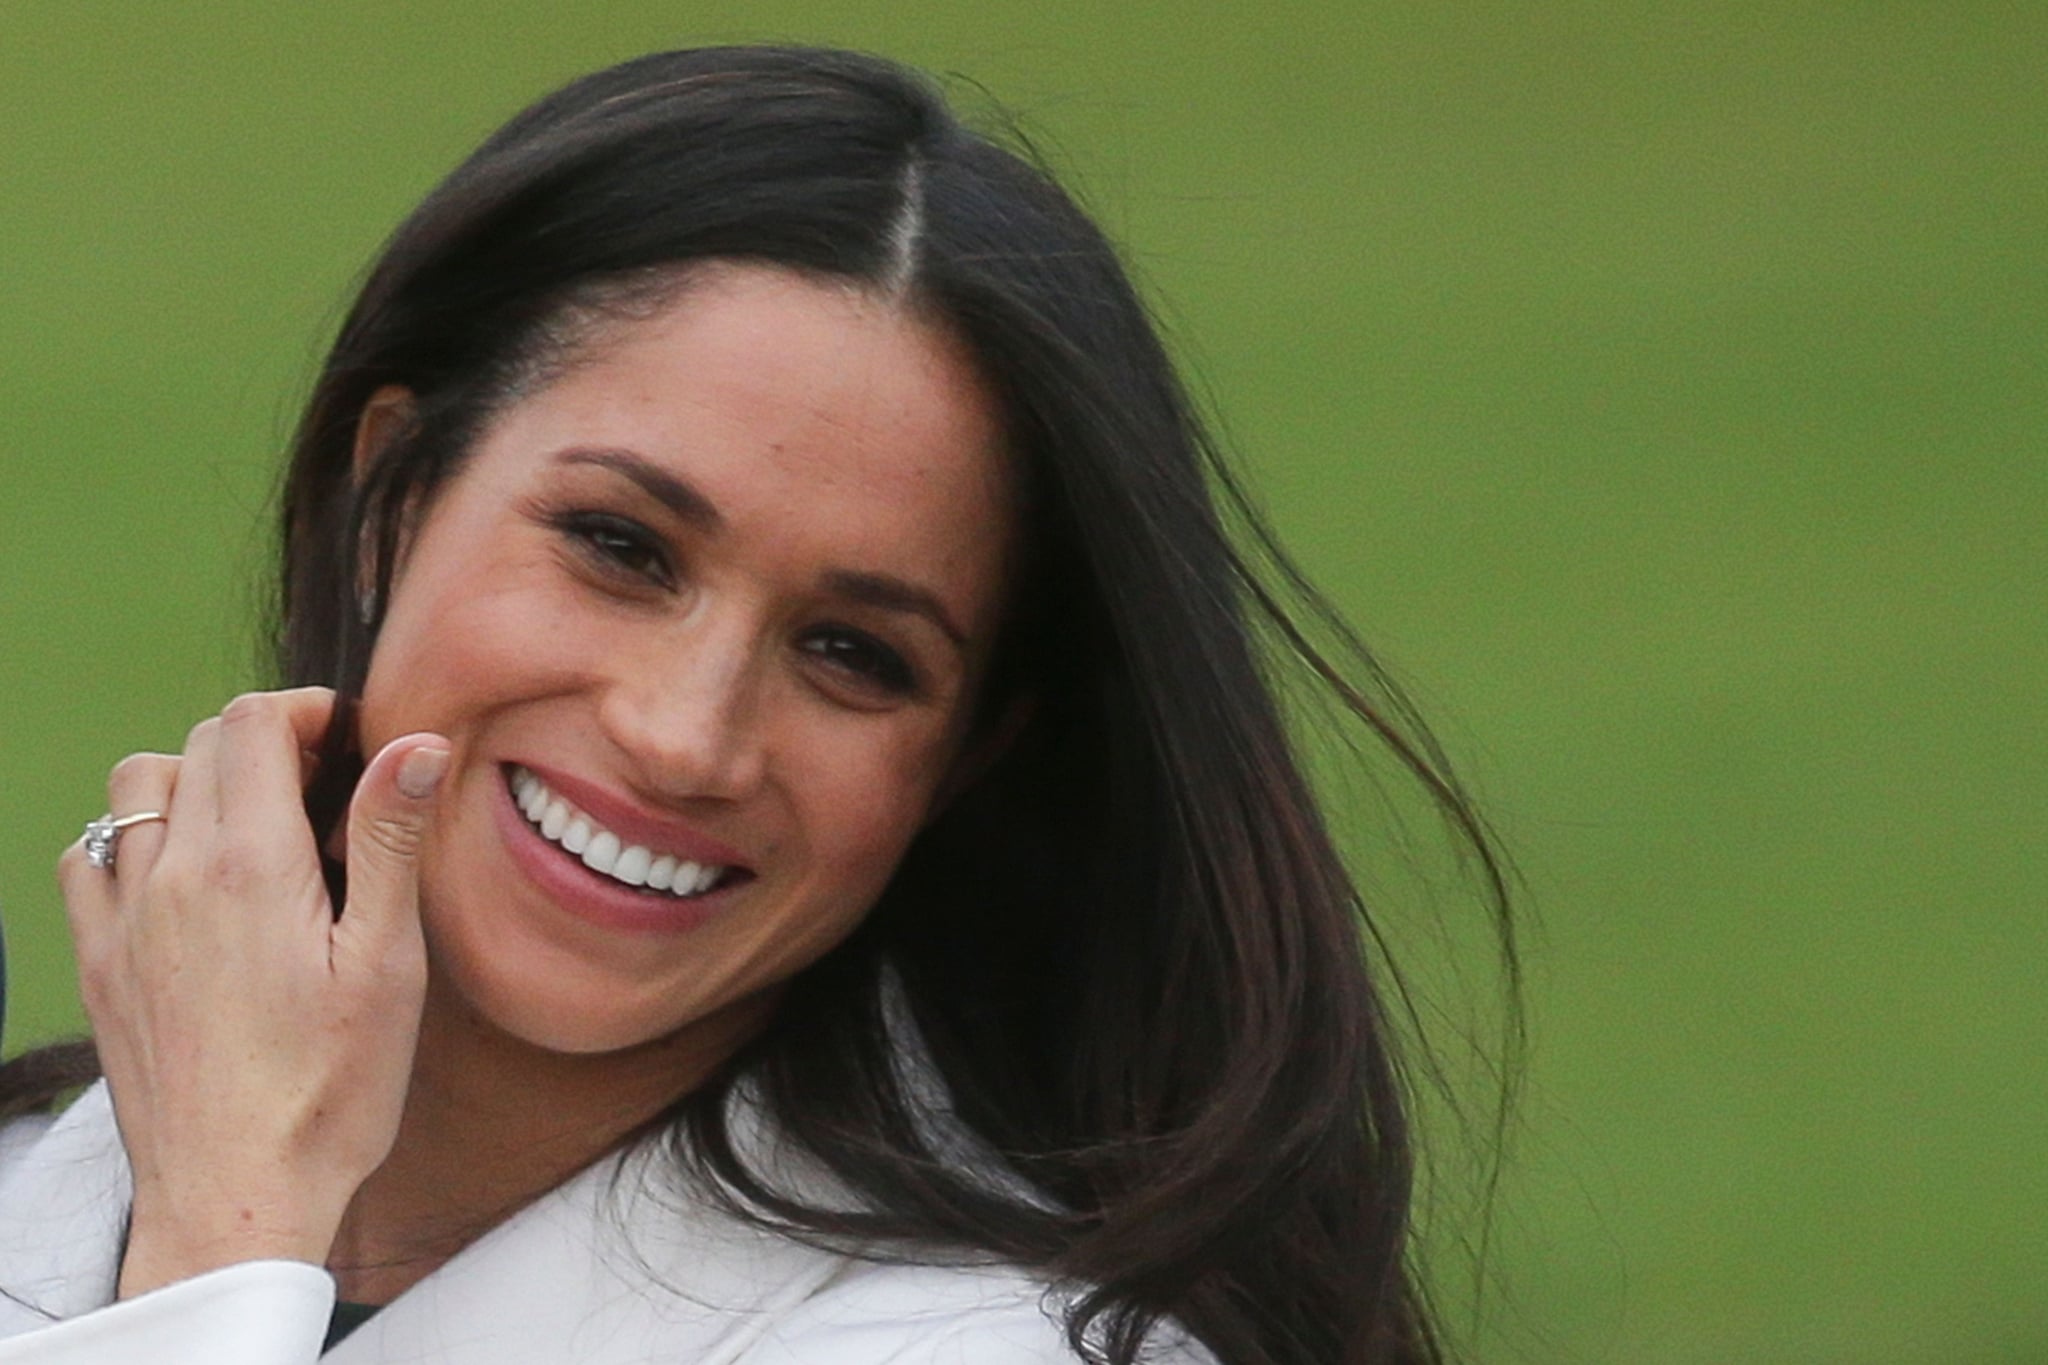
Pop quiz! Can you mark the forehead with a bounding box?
[472,264,1016,616]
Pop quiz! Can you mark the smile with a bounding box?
[509,766,732,898]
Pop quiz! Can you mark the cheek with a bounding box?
[359,570,577,747]
[788,721,953,880]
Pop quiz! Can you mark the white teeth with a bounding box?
[561,816,593,855]
[509,767,731,899]
[581,830,620,875]
[612,845,651,887]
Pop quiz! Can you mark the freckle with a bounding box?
[239,1207,253,1223]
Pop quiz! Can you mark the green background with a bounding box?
[2,5,2041,1361]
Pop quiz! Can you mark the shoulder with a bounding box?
[743,1259,1216,1365]
[0,1081,124,1210]
[0,1080,124,1213]
[0,1110,57,1173]
[0,1084,130,1326]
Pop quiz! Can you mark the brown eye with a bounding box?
[801,627,916,694]
[554,511,674,586]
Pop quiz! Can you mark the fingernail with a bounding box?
[397,746,450,800]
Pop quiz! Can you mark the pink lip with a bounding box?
[513,761,749,869]
[492,766,748,936]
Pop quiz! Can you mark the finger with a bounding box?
[99,752,181,880]
[264,686,340,752]
[336,733,449,953]
[166,714,224,835]
[60,751,177,969]
[107,751,179,817]
[58,834,124,1024]
[58,837,115,948]
[213,689,339,845]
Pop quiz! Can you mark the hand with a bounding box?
[57,687,450,1297]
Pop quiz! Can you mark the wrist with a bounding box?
[121,1187,345,1299]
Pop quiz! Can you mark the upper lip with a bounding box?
[510,761,751,869]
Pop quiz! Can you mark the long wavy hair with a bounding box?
[4,46,1514,1364]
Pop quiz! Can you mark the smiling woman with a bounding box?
[354,265,1015,1061]
[0,45,1509,1365]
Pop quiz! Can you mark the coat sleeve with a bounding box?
[0,1262,333,1365]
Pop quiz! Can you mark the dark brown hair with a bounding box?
[5,46,1514,1364]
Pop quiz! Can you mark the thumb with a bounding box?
[338,734,450,944]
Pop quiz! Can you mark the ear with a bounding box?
[351,386,420,619]
[352,385,418,482]
[929,694,1035,818]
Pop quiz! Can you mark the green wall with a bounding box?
[2,5,2041,1361]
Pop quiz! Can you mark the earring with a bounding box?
[357,585,378,625]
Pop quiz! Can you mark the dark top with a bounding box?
[323,1300,381,1354]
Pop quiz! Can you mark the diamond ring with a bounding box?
[82,811,169,871]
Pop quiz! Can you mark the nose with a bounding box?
[595,612,768,802]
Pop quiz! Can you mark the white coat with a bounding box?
[0,1084,1210,1363]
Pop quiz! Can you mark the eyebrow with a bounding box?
[821,570,970,651]
[556,448,723,532]
[555,446,971,651]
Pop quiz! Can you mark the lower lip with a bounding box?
[493,775,736,936]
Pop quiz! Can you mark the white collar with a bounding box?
[0,1083,865,1364]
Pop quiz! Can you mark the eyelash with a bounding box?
[797,629,917,694]
[543,507,920,697]
[549,509,675,586]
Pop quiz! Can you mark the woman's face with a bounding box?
[357,264,1013,1056]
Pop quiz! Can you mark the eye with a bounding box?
[552,510,674,587]
[800,627,917,695]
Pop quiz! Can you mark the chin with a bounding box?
[477,999,663,1058]
[420,926,773,1063]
